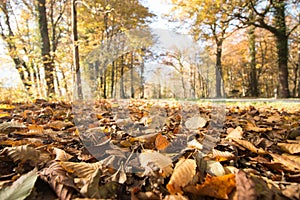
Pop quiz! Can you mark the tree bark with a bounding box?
[120,56,125,98]
[71,0,83,99]
[248,24,259,97]
[215,40,223,98]
[130,52,135,98]
[37,0,55,97]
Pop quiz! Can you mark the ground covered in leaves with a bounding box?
[0,99,300,200]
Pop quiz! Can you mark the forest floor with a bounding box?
[0,99,300,200]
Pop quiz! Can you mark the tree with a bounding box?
[0,0,32,93]
[234,0,300,98]
[37,0,55,97]
[169,0,239,97]
[248,11,259,97]
[72,0,83,99]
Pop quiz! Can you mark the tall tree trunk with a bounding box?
[140,61,145,98]
[215,40,223,98]
[71,0,83,99]
[248,23,258,97]
[130,52,135,98]
[120,56,125,98]
[274,0,290,98]
[37,0,55,97]
[297,14,300,98]
[111,61,115,98]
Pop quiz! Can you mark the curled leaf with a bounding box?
[211,149,235,162]
[2,145,40,164]
[206,160,225,177]
[233,138,266,155]
[167,158,196,194]
[139,150,173,177]
[40,161,75,200]
[53,148,73,161]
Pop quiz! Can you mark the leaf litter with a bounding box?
[0,99,299,199]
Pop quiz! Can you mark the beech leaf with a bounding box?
[0,168,38,200]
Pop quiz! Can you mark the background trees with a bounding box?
[0,0,299,99]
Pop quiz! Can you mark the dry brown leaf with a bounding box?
[282,153,300,165]
[233,138,266,155]
[270,153,300,171]
[244,122,271,132]
[235,170,256,200]
[211,149,235,162]
[27,124,44,135]
[47,120,73,131]
[226,126,243,140]
[60,161,103,178]
[164,194,189,200]
[1,145,40,164]
[40,161,76,200]
[167,158,196,195]
[80,168,102,198]
[0,121,27,133]
[278,143,300,154]
[185,174,236,199]
[139,150,173,177]
[53,147,73,161]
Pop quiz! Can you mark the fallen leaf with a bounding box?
[277,143,300,154]
[270,153,300,172]
[0,168,38,200]
[226,126,243,140]
[233,138,266,155]
[155,133,170,150]
[139,150,173,177]
[40,161,75,200]
[167,158,196,194]
[185,174,236,199]
[235,170,256,200]
[185,116,207,130]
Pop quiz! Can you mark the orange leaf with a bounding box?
[185,174,236,199]
[155,133,170,150]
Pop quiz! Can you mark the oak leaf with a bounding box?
[277,143,300,154]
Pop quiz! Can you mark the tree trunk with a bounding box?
[111,61,115,98]
[140,61,145,98]
[215,40,223,98]
[130,52,135,98]
[71,0,83,99]
[37,0,55,97]
[120,56,125,98]
[297,14,300,97]
[248,24,259,97]
[274,0,290,98]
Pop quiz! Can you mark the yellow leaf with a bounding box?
[0,112,10,119]
[0,104,15,110]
